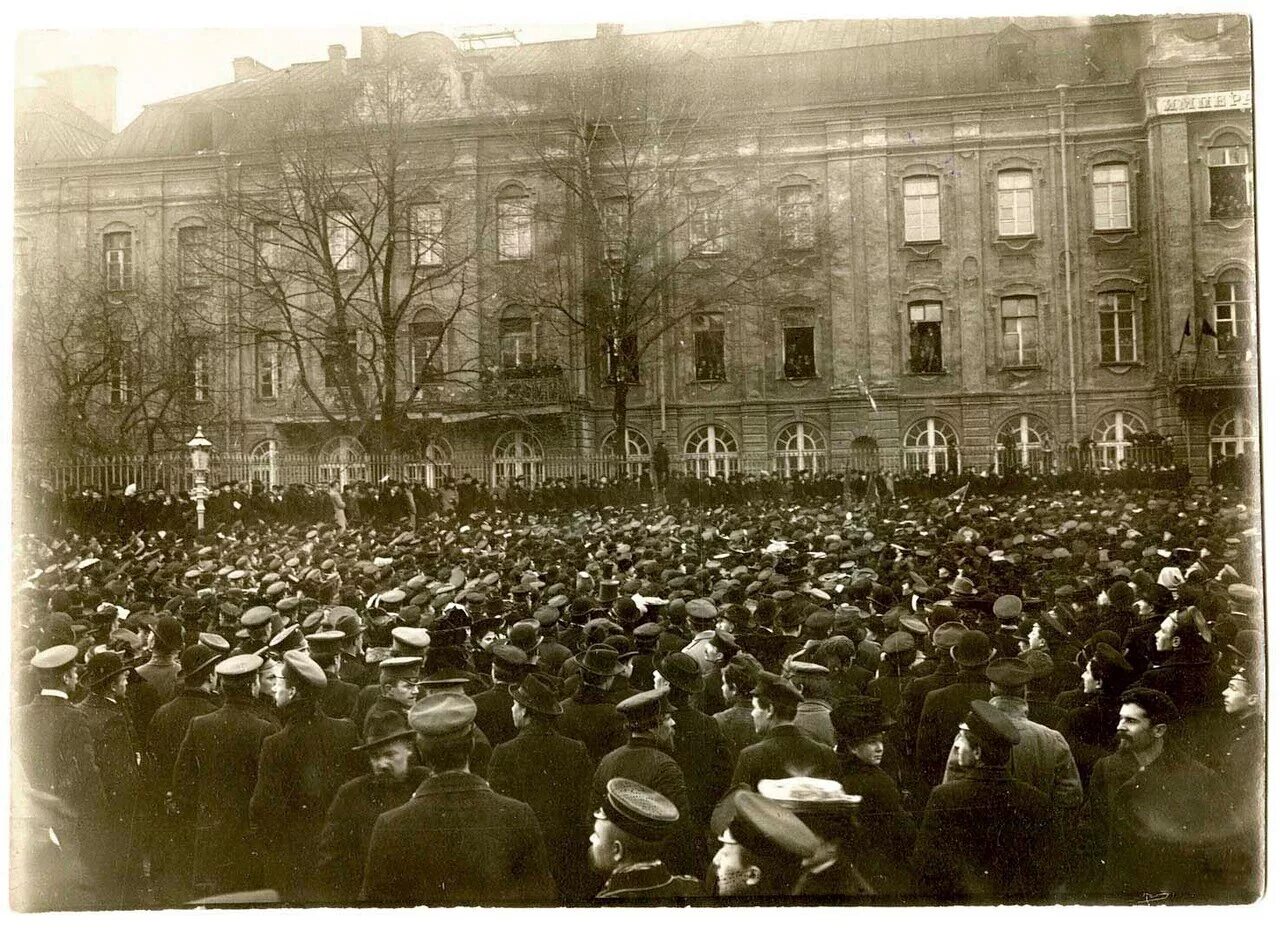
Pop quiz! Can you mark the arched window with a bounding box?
[995,414,1052,473]
[493,431,543,485]
[902,417,959,475]
[684,425,738,479]
[405,441,453,488]
[850,436,881,473]
[602,427,651,478]
[1208,407,1256,462]
[1091,411,1146,469]
[317,435,368,486]
[249,439,279,488]
[774,422,827,476]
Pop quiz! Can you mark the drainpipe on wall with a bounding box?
[1057,85,1080,455]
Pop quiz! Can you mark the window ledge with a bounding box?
[497,256,532,264]
[1090,228,1137,241]
[995,234,1039,246]
[1100,361,1143,374]
[1203,216,1253,231]
[693,377,729,386]
[1000,364,1042,374]
[777,374,820,383]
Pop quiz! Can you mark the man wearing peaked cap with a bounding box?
[913,699,1058,901]
[592,687,699,878]
[249,648,361,904]
[143,640,225,902]
[915,629,995,791]
[308,630,361,721]
[358,657,421,737]
[591,778,703,902]
[317,709,428,904]
[711,789,829,898]
[172,655,276,899]
[235,605,275,655]
[488,672,596,900]
[731,673,838,796]
[361,693,556,906]
[471,643,531,748]
[941,658,1082,811]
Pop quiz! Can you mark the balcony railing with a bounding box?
[1174,353,1255,384]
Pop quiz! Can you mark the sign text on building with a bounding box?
[1155,89,1251,114]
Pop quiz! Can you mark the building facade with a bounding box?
[14,16,1256,486]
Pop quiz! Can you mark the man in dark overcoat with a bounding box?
[318,710,428,904]
[172,653,276,899]
[76,650,144,908]
[912,700,1059,902]
[144,640,224,903]
[250,650,362,904]
[915,630,995,790]
[655,653,730,836]
[309,630,361,720]
[559,644,631,763]
[471,643,529,748]
[729,673,838,793]
[360,694,556,906]
[488,673,594,901]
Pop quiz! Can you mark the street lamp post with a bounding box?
[187,426,213,532]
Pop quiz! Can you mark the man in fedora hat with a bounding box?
[76,648,144,907]
[250,650,362,904]
[489,672,594,900]
[559,644,630,763]
[913,700,1058,901]
[318,710,427,904]
[172,654,277,900]
[361,694,555,906]
[915,628,995,790]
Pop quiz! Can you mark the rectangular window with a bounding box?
[499,317,534,368]
[778,185,814,250]
[693,314,726,381]
[603,197,628,261]
[14,236,30,297]
[104,231,133,292]
[1208,145,1252,219]
[412,320,447,383]
[997,170,1034,236]
[178,226,207,287]
[1092,164,1131,231]
[908,301,944,374]
[903,176,941,243]
[606,333,640,383]
[253,222,281,282]
[1001,296,1040,367]
[192,346,210,401]
[1099,291,1138,364]
[256,334,281,399]
[327,218,357,271]
[108,346,130,404]
[783,325,816,379]
[410,203,444,268]
[1214,281,1253,353]
[689,192,724,255]
[498,196,533,260]
[323,329,358,388]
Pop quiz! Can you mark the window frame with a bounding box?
[774,422,828,477]
[104,230,134,292]
[907,300,944,374]
[409,202,444,268]
[1207,140,1253,220]
[782,323,817,380]
[777,184,815,251]
[498,314,536,369]
[253,222,282,283]
[411,315,448,384]
[689,190,725,256]
[177,225,208,288]
[191,342,211,402]
[683,424,739,479]
[996,169,1035,237]
[903,175,942,244]
[327,215,359,273]
[322,327,360,389]
[256,333,282,400]
[497,194,533,261]
[1213,277,1253,353]
[693,313,726,382]
[1098,290,1139,365]
[1000,295,1040,368]
[1091,163,1133,232]
[902,416,960,475]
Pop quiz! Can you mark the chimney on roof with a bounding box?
[232,57,272,82]
[596,23,624,39]
[361,27,390,64]
[39,65,117,133]
[328,44,348,76]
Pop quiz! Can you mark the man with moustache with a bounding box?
[318,710,428,903]
[1080,687,1229,901]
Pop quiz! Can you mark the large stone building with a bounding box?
[14,16,1256,486]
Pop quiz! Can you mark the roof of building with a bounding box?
[15,85,113,165]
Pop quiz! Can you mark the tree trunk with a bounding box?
[612,379,630,479]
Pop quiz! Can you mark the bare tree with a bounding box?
[495,39,823,470]
[14,263,227,460]
[202,49,487,454]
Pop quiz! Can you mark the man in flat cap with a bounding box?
[361,694,555,906]
[591,778,703,902]
[471,642,531,747]
[489,672,595,900]
[730,672,838,795]
[1079,687,1229,900]
[913,700,1058,901]
[711,789,838,899]
[250,649,362,904]
[915,629,995,791]
[145,639,224,902]
[942,657,1082,811]
[172,654,277,900]
[14,645,106,908]
[76,649,144,907]
[318,710,428,904]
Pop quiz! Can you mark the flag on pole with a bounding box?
[857,374,878,413]
[947,482,969,513]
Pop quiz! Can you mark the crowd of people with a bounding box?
[10,477,1265,908]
